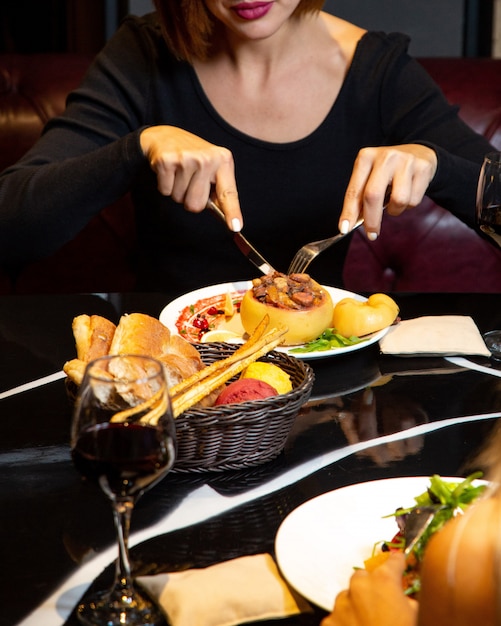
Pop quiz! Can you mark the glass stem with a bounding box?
[111,497,135,599]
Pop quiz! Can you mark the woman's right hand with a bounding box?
[140,125,243,231]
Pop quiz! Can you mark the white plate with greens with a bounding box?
[159,282,390,360]
[275,475,485,610]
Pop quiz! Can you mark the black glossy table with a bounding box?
[2,292,501,626]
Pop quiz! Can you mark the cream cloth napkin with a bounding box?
[138,553,312,626]
[379,315,491,357]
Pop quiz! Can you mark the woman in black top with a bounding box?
[0,1,494,294]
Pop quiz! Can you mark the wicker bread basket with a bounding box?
[172,343,314,473]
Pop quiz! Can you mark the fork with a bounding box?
[287,188,391,275]
[403,505,441,556]
[287,217,364,275]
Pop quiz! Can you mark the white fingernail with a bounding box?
[367,231,378,241]
[340,219,350,235]
[231,218,242,232]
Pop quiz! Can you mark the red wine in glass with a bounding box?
[72,422,175,498]
[71,355,176,626]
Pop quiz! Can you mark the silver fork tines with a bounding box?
[288,188,391,275]
[287,218,364,275]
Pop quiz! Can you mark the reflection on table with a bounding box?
[1,291,500,626]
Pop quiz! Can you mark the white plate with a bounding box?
[159,281,390,360]
[275,476,465,611]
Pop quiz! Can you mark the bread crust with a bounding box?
[72,314,116,362]
[110,313,204,369]
[64,311,288,416]
[62,358,87,386]
[65,313,209,405]
[110,313,171,357]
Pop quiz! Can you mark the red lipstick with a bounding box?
[231,2,273,20]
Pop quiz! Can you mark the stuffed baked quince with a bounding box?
[332,293,399,338]
[240,272,333,346]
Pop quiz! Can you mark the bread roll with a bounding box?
[65,313,212,404]
[109,313,169,358]
[72,314,116,362]
[63,315,116,385]
[63,358,87,386]
[110,313,203,366]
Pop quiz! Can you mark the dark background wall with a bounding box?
[0,0,494,57]
[0,0,107,54]
[126,0,495,57]
[324,0,460,57]
[324,0,494,57]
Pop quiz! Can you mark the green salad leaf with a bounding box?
[290,328,364,353]
[388,472,486,562]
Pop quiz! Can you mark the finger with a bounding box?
[350,568,370,583]
[383,145,437,214]
[378,551,407,579]
[340,148,389,239]
[179,170,212,213]
[339,150,373,233]
[214,151,243,232]
[327,589,356,625]
[150,156,177,197]
[361,183,391,238]
[407,145,437,206]
[384,160,413,217]
[150,148,202,203]
[170,150,217,210]
[217,187,241,230]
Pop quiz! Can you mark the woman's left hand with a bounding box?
[320,552,418,626]
[339,144,438,239]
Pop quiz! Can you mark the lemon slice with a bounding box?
[200,329,243,343]
[224,291,235,317]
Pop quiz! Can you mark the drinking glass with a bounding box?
[71,354,176,626]
[476,151,501,357]
[477,151,501,247]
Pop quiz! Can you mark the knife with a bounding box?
[207,199,275,275]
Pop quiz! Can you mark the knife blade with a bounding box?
[207,199,275,275]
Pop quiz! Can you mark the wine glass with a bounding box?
[476,151,501,358]
[477,151,501,246]
[71,354,176,626]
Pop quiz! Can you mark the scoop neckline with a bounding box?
[188,31,371,150]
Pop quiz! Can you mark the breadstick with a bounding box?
[169,315,274,399]
[171,327,286,417]
[232,314,270,355]
[111,322,286,423]
[110,385,166,424]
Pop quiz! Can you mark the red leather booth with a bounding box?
[0,53,136,294]
[1,53,501,293]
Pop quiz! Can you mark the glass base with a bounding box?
[76,586,166,626]
[483,330,501,361]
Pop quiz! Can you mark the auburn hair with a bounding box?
[153,0,325,62]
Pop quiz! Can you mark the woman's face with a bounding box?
[204,1,304,42]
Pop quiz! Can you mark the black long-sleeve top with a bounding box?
[0,13,493,295]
